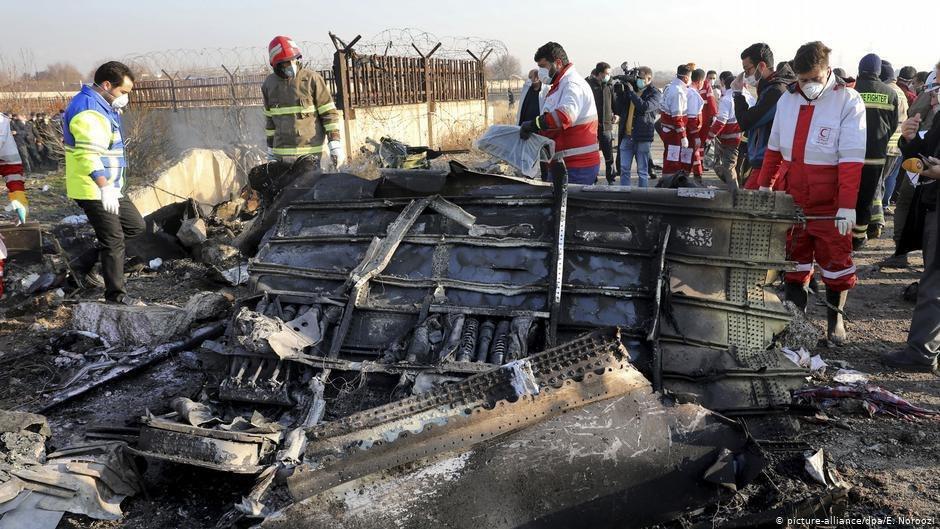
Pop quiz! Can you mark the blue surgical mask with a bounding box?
[636,79,647,89]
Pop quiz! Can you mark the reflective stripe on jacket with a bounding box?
[659,78,688,138]
[262,67,340,157]
[854,72,899,165]
[757,77,867,214]
[63,85,125,200]
[536,63,600,169]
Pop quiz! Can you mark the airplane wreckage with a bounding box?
[8,159,832,527]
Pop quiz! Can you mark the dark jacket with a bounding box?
[855,72,899,164]
[586,76,614,131]
[733,64,796,167]
[898,116,940,258]
[10,120,34,146]
[518,84,542,125]
[614,84,663,143]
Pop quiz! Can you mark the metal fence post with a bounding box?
[161,69,178,112]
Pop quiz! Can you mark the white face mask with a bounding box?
[745,73,758,87]
[800,82,824,100]
[537,67,552,85]
[110,93,129,111]
[603,74,611,83]
[800,70,831,101]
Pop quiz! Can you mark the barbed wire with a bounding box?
[119,28,509,79]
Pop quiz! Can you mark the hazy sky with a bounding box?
[3,0,937,77]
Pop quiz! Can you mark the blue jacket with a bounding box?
[63,85,126,200]
[615,84,662,143]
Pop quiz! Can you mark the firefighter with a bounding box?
[757,41,867,345]
[0,112,26,224]
[852,53,898,249]
[659,65,691,177]
[262,36,344,168]
[519,42,600,185]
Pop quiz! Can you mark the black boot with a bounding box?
[785,282,808,312]
[826,289,848,345]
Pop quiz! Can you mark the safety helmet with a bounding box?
[268,36,302,66]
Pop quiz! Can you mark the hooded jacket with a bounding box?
[733,63,797,167]
[854,71,899,165]
[535,63,600,169]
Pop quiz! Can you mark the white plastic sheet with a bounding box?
[474,125,554,178]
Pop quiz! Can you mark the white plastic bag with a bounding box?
[474,125,554,178]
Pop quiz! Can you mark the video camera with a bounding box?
[613,66,642,91]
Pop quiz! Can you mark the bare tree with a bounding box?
[33,62,83,84]
[485,54,521,80]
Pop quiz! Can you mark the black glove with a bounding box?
[519,120,539,140]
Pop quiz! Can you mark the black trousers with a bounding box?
[598,129,614,182]
[854,163,884,236]
[75,197,145,300]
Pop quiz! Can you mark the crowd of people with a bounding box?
[516,40,940,374]
[5,111,61,174]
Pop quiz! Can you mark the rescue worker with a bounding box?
[262,36,344,168]
[852,54,898,249]
[756,41,866,345]
[684,75,705,180]
[708,71,753,189]
[691,68,717,182]
[735,43,796,188]
[64,61,146,305]
[0,112,26,223]
[658,65,691,177]
[519,42,600,185]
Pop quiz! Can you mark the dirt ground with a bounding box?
[1,160,939,527]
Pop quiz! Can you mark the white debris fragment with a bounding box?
[221,263,249,286]
[504,359,540,397]
[833,368,869,385]
[804,449,827,485]
[148,258,163,270]
[783,347,827,374]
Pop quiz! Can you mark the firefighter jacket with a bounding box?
[63,85,126,200]
[535,63,600,169]
[756,75,867,215]
[262,67,341,157]
[854,72,899,166]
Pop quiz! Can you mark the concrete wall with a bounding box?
[123,98,490,163]
[127,148,245,216]
[344,99,488,152]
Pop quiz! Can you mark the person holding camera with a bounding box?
[614,66,661,187]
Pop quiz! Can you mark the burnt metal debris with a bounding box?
[35,160,812,525]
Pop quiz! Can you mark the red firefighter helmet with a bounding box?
[268,36,302,66]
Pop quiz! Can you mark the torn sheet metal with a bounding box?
[128,416,282,474]
[263,329,764,528]
[0,435,142,527]
[249,168,802,413]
